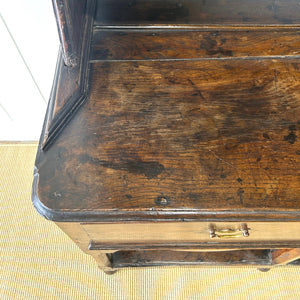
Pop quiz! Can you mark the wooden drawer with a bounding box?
[56,221,300,271]
[57,222,300,251]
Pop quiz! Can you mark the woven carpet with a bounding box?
[0,143,299,300]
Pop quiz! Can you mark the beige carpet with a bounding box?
[0,143,299,300]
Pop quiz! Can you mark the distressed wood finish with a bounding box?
[35,58,300,216]
[33,0,300,271]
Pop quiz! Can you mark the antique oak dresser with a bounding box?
[32,0,300,273]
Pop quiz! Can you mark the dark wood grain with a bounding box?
[36,58,300,216]
[94,0,300,26]
[91,29,300,61]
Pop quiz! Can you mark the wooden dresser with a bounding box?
[32,0,300,273]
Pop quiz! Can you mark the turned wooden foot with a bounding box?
[93,252,117,274]
[103,269,118,275]
[257,268,271,272]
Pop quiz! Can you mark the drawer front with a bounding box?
[78,222,300,250]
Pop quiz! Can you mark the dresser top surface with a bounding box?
[33,23,300,222]
[34,60,300,221]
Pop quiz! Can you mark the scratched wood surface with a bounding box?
[36,56,300,214]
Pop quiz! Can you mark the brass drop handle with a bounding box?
[209,223,249,239]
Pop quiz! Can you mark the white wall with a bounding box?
[0,1,59,140]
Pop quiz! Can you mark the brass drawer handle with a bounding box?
[209,224,249,239]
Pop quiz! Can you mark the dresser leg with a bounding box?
[93,252,117,274]
[272,248,300,265]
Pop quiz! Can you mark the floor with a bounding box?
[0,1,59,141]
